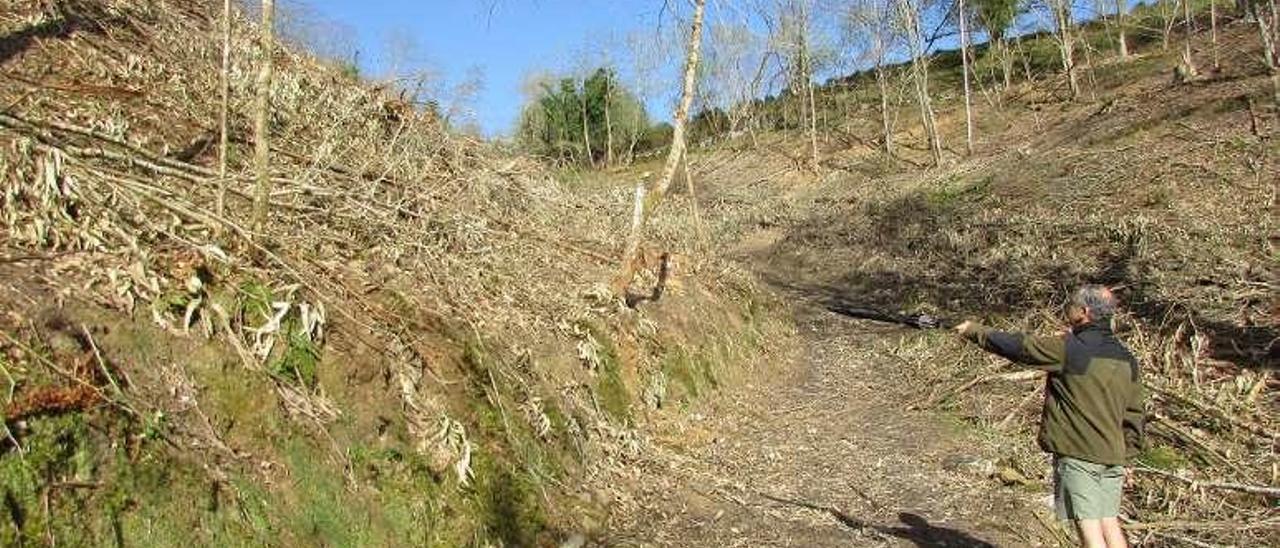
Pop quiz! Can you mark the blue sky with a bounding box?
[302,1,684,137]
[291,1,1119,138]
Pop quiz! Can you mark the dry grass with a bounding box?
[0,0,780,542]
[680,20,1278,547]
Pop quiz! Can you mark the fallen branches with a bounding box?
[1135,466,1280,498]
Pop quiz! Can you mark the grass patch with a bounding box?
[1137,445,1189,471]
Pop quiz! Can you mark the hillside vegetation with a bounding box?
[0,1,785,545]
[666,8,1276,547]
[0,0,1275,547]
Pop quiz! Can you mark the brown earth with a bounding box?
[604,306,1060,547]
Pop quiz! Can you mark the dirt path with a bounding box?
[603,306,1062,547]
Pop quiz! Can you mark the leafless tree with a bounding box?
[1042,0,1080,100]
[898,0,942,164]
[614,0,707,294]
[841,0,900,156]
[218,0,232,220]
[1247,0,1280,105]
[958,0,975,155]
[251,0,275,233]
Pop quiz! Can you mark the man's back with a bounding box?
[961,321,1144,466]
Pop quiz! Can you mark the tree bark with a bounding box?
[1251,0,1280,106]
[1116,0,1129,58]
[900,0,941,165]
[580,89,593,168]
[1183,0,1197,75]
[613,0,706,294]
[876,63,893,156]
[1052,0,1080,100]
[1210,0,1219,69]
[251,0,274,233]
[959,0,974,155]
[604,74,614,168]
[218,0,231,219]
[798,1,819,172]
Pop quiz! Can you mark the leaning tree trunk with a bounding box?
[613,0,706,294]
[959,0,975,155]
[218,0,231,219]
[251,0,274,234]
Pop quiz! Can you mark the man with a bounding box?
[954,285,1144,548]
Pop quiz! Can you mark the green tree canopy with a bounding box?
[516,67,658,167]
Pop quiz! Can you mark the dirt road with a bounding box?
[603,306,1061,547]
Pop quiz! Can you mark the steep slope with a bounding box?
[653,15,1277,548]
[0,1,784,545]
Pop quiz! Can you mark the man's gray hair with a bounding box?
[1072,285,1116,319]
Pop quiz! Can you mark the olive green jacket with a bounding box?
[963,322,1145,466]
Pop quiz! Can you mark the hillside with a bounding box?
[0,0,1276,547]
[604,11,1276,548]
[0,1,787,545]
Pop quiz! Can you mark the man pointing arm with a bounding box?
[953,286,1144,548]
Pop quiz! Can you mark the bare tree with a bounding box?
[703,21,769,140]
[1043,0,1080,100]
[1114,0,1130,58]
[898,0,942,164]
[1210,0,1219,69]
[842,0,900,156]
[1182,0,1199,78]
[1248,0,1280,105]
[251,0,275,233]
[958,0,975,155]
[218,0,232,220]
[774,0,821,171]
[614,0,707,294]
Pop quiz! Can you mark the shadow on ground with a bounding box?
[759,493,997,548]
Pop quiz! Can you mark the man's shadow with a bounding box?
[761,493,996,548]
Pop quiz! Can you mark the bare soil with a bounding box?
[603,303,1060,547]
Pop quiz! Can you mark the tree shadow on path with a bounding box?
[760,493,997,548]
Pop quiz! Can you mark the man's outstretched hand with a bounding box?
[953,320,974,336]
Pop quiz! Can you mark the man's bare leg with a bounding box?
[1074,519,1108,548]
[1100,517,1129,548]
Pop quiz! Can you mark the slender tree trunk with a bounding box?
[251,0,274,234]
[805,53,819,171]
[580,90,593,168]
[998,37,1012,90]
[1251,0,1280,106]
[959,0,974,156]
[1017,34,1034,81]
[1183,0,1197,73]
[218,0,231,220]
[1053,0,1080,100]
[900,0,941,165]
[613,0,706,293]
[798,0,819,172]
[876,63,893,156]
[1211,0,1220,69]
[1116,0,1129,58]
[682,153,708,246]
[604,75,614,168]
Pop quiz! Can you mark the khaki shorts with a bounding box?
[1053,455,1124,520]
